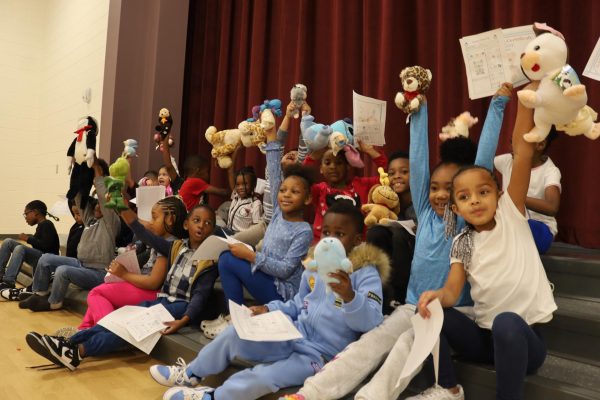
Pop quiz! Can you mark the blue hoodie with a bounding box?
[266,243,390,359]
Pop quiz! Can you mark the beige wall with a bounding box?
[0,0,109,237]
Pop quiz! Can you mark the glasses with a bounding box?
[22,210,34,217]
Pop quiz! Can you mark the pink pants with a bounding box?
[78,281,159,330]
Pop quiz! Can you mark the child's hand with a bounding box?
[417,290,441,319]
[106,260,127,278]
[162,318,187,335]
[328,270,355,303]
[228,243,256,262]
[285,101,297,118]
[249,305,269,316]
[309,147,327,161]
[18,233,29,242]
[301,102,311,117]
[495,82,513,98]
[357,140,380,159]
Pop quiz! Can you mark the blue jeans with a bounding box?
[528,220,553,254]
[70,298,188,357]
[438,308,546,400]
[32,254,105,304]
[218,251,283,306]
[0,238,43,284]
[187,325,324,400]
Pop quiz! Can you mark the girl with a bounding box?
[65,200,84,258]
[76,196,187,330]
[281,83,512,400]
[158,165,175,196]
[0,200,60,298]
[304,133,388,243]
[207,115,314,337]
[226,166,263,234]
[416,90,556,400]
[26,202,219,371]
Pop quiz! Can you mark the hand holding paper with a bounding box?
[229,300,302,342]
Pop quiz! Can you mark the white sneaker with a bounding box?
[406,384,464,400]
[200,314,230,330]
[163,386,214,400]
[150,357,200,387]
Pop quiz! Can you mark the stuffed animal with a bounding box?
[361,168,400,226]
[238,120,267,153]
[205,126,242,169]
[301,115,333,151]
[329,118,364,168]
[290,84,308,119]
[394,66,432,115]
[306,237,353,294]
[154,108,174,150]
[66,116,98,210]
[239,99,282,153]
[517,23,600,142]
[104,139,138,211]
[439,112,479,141]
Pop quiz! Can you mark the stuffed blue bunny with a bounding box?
[307,237,353,294]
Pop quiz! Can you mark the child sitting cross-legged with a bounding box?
[25,202,219,371]
[150,200,389,400]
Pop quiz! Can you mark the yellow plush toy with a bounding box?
[361,168,400,226]
[205,126,241,169]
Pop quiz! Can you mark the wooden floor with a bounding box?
[0,301,167,400]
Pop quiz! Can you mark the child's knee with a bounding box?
[492,312,525,344]
[218,251,235,272]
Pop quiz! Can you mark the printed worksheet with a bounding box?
[229,300,303,342]
[124,303,175,342]
[502,25,536,87]
[584,37,600,81]
[98,306,164,354]
[352,91,387,146]
[104,250,140,283]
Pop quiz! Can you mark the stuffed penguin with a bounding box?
[66,116,98,209]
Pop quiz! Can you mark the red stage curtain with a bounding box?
[180,0,600,248]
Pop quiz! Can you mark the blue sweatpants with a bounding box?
[70,298,188,357]
[438,308,546,400]
[218,251,283,306]
[186,325,324,400]
[528,219,553,254]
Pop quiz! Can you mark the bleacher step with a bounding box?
[542,248,600,299]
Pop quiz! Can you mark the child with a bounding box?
[225,166,263,233]
[214,125,314,321]
[158,165,175,196]
[77,196,186,330]
[178,154,231,211]
[149,201,388,400]
[139,170,159,186]
[0,200,60,298]
[26,204,219,370]
[65,200,84,258]
[282,83,512,400]
[494,128,561,254]
[18,160,121,311]
[416,91,556,400]
[305,137,388,242]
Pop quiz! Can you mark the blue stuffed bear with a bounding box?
[307,237,353,294]
[301,114,333,151]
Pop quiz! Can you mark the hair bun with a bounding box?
[439,137,477,166]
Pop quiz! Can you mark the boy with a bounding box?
[150,201,390,400]
[494,129,561,254]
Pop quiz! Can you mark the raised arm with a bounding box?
[508,91,536,215]
[160,135,179,182]
[474,83,512,170]
[265,117,284,208]
[409,103,431,217]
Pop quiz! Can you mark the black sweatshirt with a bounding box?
[26,220,60,255]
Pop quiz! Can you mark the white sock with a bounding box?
[35,290,50,296]
[50,301,62,310]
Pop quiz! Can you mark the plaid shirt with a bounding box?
[157,239,197,303]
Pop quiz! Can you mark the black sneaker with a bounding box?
[27,295,52,312]
[42,335,81,371]
[25,332,63,367]
[18,289,34,301]
[0,282,15,290]
[0,287,24,301]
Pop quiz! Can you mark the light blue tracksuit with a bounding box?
[186,246,386,400]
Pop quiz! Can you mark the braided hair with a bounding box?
[25,200,59,221]
[156,196,187,239]
[235,166,258,200]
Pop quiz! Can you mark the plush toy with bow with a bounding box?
[517,23,600,142]
[105,139,138,211]
[361,167,400,226]
[239,99,282,153]
[439,112,479,141]
[306,237,353,294]
[205,126,241,169]
[290,84,308,119]
[66,116,99,209]
[154,108,174,150]
[394,66,432,115]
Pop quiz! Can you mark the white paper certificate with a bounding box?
[584,37,600,81]
[352,91,387,146]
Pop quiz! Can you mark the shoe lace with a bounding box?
[173,357,192,385]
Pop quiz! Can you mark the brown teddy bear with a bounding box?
[361,168,400,226]
[394,66,432,115]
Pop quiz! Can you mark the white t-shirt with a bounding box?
[227,192,263,233]
[451,193,557,329]
[494,154,561,235]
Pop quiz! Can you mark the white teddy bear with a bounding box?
[517,26,599,142]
